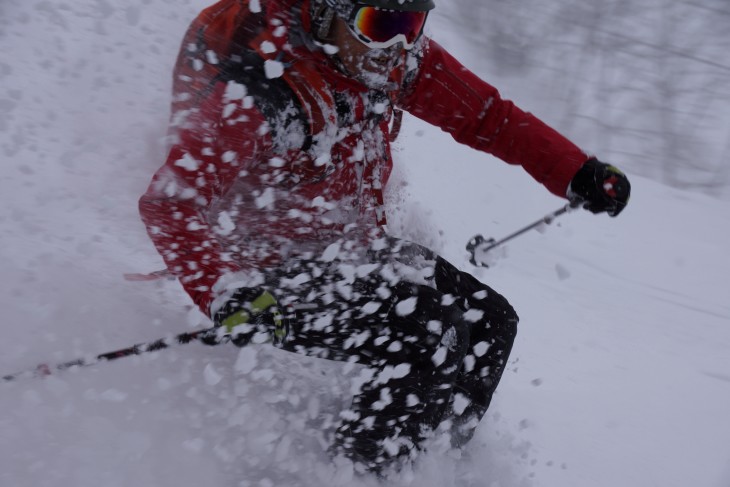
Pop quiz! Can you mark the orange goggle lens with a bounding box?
[350,7,428,49]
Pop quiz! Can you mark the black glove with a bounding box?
[568,158,631,217]
[209,288,287,347]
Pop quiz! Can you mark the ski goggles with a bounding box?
[347,5,429,50]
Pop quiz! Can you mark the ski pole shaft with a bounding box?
[489,203,575,249]
[2,327,218,383]
[467,202,579,267]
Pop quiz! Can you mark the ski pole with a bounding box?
[466,202,580,267]
[2,327,219,383]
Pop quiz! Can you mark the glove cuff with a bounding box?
[212,287,287,346]
[566,157,598,202]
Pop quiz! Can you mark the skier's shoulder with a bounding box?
[173,0,302,112]
[216,49,303,118]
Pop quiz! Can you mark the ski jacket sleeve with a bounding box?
[397,40,588,198]
[139,81,272,315]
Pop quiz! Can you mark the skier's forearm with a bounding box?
[487,107,588,197]
[140,82,273,314]
[400,39,587,197]
[139,191,241,314]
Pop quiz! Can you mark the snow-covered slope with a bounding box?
[1,2,729,486]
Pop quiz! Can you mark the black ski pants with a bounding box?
[266,237,519,472]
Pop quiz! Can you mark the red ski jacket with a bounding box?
[139,0,588,315]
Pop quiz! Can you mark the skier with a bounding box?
[139,0,630,474]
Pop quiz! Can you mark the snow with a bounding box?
[1,1,730,487]
[396,296,419,316]
[264,59,285,79]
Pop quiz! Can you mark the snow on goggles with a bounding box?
[348,6,428,50]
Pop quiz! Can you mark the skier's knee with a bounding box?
[424,299,472,361]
